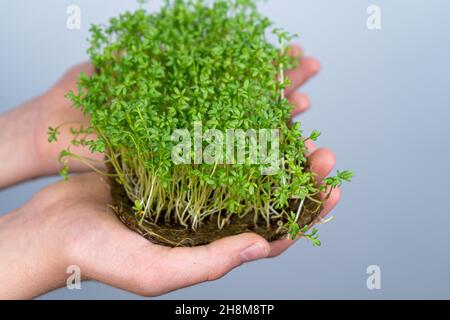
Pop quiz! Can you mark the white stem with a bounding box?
[142,178,155,222]
[294,197,305,224]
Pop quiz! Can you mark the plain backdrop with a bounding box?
[1,0,450,299]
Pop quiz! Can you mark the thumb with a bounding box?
[154,233,270,294]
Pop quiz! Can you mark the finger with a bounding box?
[84,230,268,297]
[304,140,317,155]
[285,57,321,97]
[55,62,95,93]
[268,148,336,256]
[67,61,95,78]
[150,233,270,295]
[308,148,336,182]
[290,92,310,117]
[268,187,341,257]
[268,236,297,257]
[287,44,303,58]
[320,187,341,218]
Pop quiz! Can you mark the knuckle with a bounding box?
[206,267,228,282]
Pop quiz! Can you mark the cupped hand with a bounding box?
[0,145,339,299]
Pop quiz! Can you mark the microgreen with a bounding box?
[49,0,353,245]
[47,127,60,143]
[323,170,355,189]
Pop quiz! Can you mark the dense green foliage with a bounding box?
[51,0,352,244]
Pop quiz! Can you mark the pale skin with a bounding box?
[0,45,341,299]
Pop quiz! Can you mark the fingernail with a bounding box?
[240,243,268,263]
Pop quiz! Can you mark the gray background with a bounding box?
[1,0,449,299]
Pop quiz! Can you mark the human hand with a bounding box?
[0,144,338,299]
[0,63,99,189]
[0,44,319,188]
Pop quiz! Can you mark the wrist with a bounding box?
[0,206,68,299]
[0,95,47,188]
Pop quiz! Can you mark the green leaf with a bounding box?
[48,0,352,238]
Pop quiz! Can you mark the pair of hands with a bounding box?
[0,45,341,299]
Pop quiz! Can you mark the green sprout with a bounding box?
[307,130,321,142]
[323,170,355,189]
[49,0,353,246]
[47,127,60,143]
[285,212,321,246]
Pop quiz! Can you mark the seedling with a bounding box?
[50,0,353,247]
